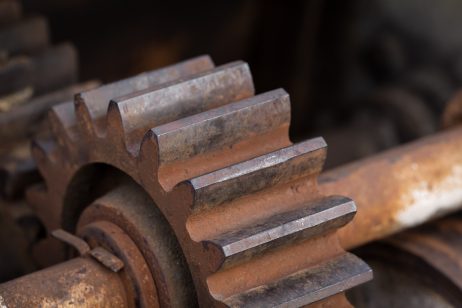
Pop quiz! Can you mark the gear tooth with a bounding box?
[153,88,290,164]
[106,100,128,144]
[110,61,255,156]
[74,55,215,139]
[74,93,99,140]
[152,89,291,190]
[47,80,101,146]
[138,128,162,177]
[30,138,56,179]
[223,253,372,308]
[49,101,78,155]
[188,138,327,211]
[205,196,356,271]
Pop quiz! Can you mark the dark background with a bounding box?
[21,0,462,167]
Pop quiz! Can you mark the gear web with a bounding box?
[30,55,372,307]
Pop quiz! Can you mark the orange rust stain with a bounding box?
[187,177,318,242]
[206,232,343,300]
[319,126,462,249]
[158,126,290,191]
[307,293,352,308]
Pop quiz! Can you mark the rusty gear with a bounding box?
[0,1,101,281]
[29,55,372,307]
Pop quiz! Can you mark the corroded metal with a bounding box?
[0,257,128,307]
[26,55,371,307]
[4,52,462,306]
[2,4,462,306]
[88,247,124,273]
[349,216,462,307]
[76,184,191,307]
[319,125,462,249]
[51,229,90,255]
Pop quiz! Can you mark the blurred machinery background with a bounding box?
[1,0,462,307]
[20,0,462,166]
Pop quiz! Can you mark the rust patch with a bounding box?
[320,126,462,249]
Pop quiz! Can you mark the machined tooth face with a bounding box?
[223,253,373,308]
[153,88,290,165]
[150,88,291,190]
[205,196,356,270]
[47,83,100,162]
[50,101,76,140]
[49,101,81,162]
[31,138,55,171]
[108,61,255,154]
[75,55,214,137]
[187,138,327,211]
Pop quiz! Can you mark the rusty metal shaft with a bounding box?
[0,257,128,307]
[319,125,462,249]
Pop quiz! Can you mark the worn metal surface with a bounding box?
[51,229,90,256]
[2,3,462,306]
[6,51,462,306]
[225,253,371,307]
[348,216,462,307]
[79,218,159,307]
[387,217,462,295]
[76,183,196,307]
[89,247,124,273]
[0,257,128,307]
[319,125,462,249]
[26,56,371,307]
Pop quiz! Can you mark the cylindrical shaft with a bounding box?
[319,126,462,249]
[0,257,127,307]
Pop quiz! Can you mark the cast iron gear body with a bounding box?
[29,55,372,307]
